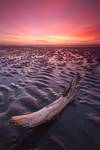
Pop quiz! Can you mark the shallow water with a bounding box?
[0,46,100,150]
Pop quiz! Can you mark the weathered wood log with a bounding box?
[10,73,81,128]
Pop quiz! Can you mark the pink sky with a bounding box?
[0,0,100,45]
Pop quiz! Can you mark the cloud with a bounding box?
[0,0,100,44]
[74,24,100,43]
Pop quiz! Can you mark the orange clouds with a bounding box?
[74,24,100,44]
[0,0,100,45]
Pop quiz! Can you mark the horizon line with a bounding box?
[0,43,100,47]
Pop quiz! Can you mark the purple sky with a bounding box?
[0,0,100,45]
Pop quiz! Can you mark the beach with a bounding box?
[0,46,100,150]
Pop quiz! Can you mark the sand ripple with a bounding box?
[0,46,100,150]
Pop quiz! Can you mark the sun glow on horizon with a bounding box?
[0,34,96,45]
[0,0,100,45]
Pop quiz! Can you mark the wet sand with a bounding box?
[0,46,100,150]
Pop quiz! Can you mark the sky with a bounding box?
[0,0,100,45]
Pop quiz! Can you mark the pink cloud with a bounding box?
[0,0,100,44]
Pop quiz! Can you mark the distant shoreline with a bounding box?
[0,44,100,48]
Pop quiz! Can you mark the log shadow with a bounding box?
[9,121,54,150]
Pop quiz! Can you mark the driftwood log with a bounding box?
[10,73,80,128]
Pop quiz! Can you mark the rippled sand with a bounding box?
[0,46,100,150]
